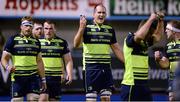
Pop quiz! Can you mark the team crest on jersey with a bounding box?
[13,92,18,97]
[88,86,93,91]
[55,42,60,46]
[32,41,36,45]
[104,29,109,33]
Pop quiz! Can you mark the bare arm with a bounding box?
[63,52,73,85]
[111,43,124,63]
[152,20,164,43]
[1,51,15,72]
[1,51,11,68]
[74,15,87,48]
[37,52,45,79]
[134,13,157,43]
[37,52,47,91]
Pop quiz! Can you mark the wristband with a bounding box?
[41,77,46,83]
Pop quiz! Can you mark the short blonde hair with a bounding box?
[21,16,33,22]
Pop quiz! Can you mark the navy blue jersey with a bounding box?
[4,34,41,76]
[39,36,70,76]
[82,23,117,70]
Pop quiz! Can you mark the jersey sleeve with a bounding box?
[4,36,15,54]
[36,39,41,53]
[126,32,139,48]
[83,27,88,43]
[62,40,70,55]
[110,28,117,44]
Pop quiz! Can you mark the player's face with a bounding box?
[44,22,55,40]
[165,24,175,40]
[32,23,43,39]
[93,5,106,25]
[21,24,33,37]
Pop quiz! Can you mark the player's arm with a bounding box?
[63,52,73,85]
[154,51,169,68]
[74,15,87,48]
[1,36,15,72]
[1,51,15,72]
[134,12,157,43]
[152,12,164,43]
[1,51,11,69]
[111,43,124,63]
[37,52,47,91]
[37,52,45,79]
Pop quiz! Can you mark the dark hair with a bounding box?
[168,20,180,29]
[44,20,55,25]
[93,4,106,13]
[33,20,42,25]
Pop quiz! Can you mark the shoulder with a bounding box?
[126,32,135,39]
[102,23,113,29]
[8,34,19,41]
[125,32,136,47]
[29,36,40,42]
[55,36,68,43]
[86,23,95,28]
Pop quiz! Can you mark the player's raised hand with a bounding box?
[79,15,87,29]
[149,12,158,21]
[155,11,165,21]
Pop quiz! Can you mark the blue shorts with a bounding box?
[173,68,180,100]
[168,67,180,92]
[84,63,114,94]
[46,76,61,99]
[12,74,40,97]
[120,84,152,101]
